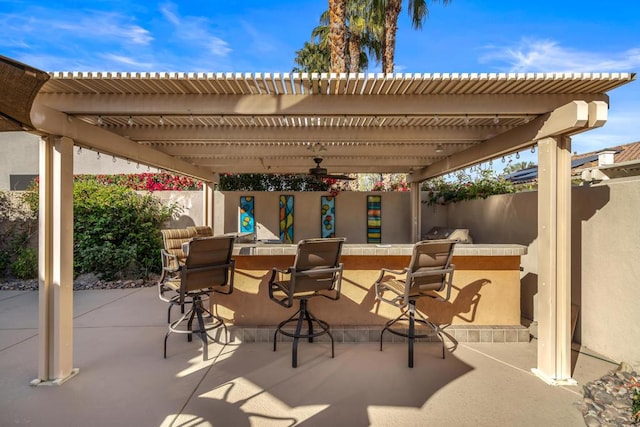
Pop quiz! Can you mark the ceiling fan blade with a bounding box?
[322,174,355,180]
[307,157,354,180]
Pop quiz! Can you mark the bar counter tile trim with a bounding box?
[224,325,530,343]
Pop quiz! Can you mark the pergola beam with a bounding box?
[118,125,488,142]
[408,100,598,182]
[38,93,609,116]
[29,101,217,182]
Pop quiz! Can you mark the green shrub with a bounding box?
[421,169,515,206]
[218,173,330,191]
[72,181,176,280]
[0,250,10,276]
[11,247,38,279]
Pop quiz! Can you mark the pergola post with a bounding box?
[532,135,575,385]
[203,182,214,228]
[32,135,78,386]
[410,182,422,242]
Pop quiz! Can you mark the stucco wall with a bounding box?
[0,132,159,190]
[435,181,640,368]
[579,180,640,368]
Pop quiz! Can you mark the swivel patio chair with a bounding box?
[374,239,456,367]
[267,237,345,367]
[163,235,235,361]
[158,228,197,323]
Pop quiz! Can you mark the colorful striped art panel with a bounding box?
[321,196,335,238]
[279,195,294,243]
[367,195,382,243]
[239,196,255,233]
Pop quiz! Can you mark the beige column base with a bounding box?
[31,368,80,387]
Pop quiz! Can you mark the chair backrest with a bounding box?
[291,238,345,293]
[182,235,235,294]
[407,239,456,292]
[188,225,214,238]
[161,228,197,267]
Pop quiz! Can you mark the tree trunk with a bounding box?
[382,0,401,74]
[329,0,347,73]
[348,33,361,73]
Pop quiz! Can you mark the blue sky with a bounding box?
[1,0,638,157]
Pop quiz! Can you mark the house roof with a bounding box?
[504,141,640,184]
[1,55,636,183]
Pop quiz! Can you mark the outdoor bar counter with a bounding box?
[213,243,529,342]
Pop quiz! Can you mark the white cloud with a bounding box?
[100,53,153,69]
[160,2,231,57]
[480,38,640,72]
[54,12,153,45]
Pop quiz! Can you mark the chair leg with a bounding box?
[380,299,444,367]
[273,298,333,368]
[164,293,227,361]
[194,298,208,361]
[291,300,307,368]
[408,300,416,368]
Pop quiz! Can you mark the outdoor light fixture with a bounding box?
[127,116,134,126]
[493,115,500,124]
[77,147,82,155]
[249,116,256,125]
[401,115,409,125]
[159,115,164,125]
[219,116,226,125]
[96,115,103,125]
[464,115,470,125]
[435,144,444,153]
[433,114,440,123]
[523,115,530,124]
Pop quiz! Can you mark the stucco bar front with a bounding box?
[212,244,529,343]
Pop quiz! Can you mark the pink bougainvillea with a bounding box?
[73,173,203,191]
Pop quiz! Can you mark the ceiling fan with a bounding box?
[308,157,355,180]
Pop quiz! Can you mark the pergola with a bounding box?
[0,55,635,387]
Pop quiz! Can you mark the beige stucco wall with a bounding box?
[0,132,159,190]
[578,180,640,368]
[153,191,204,228]
[0,132,39,190]
[436,180,640,368]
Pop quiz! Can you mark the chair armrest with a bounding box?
[374,267,408,284]
[268,266,292,284]
[160,249,181,273]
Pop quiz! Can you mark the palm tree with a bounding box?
[328,0,347,73]
[320,2,383,73]
[374,0,452,73]
[293,41,332,73]
[345,0,383,72]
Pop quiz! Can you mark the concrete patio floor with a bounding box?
[0,287,617,426]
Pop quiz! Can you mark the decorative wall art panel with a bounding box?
[321,196,335,238]
[240,196,255,233]
[279,195,294,243]
[367,195,382,243]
